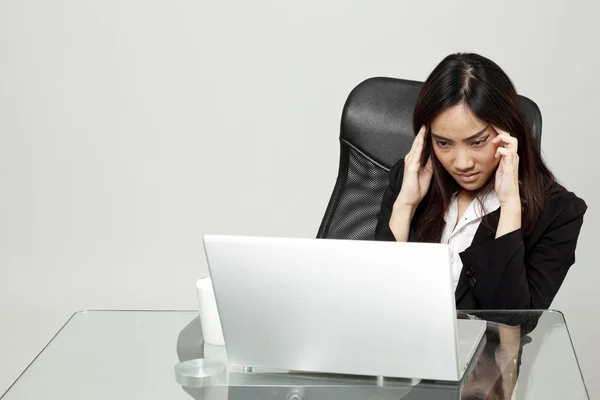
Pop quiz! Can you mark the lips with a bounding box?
[456,172,480,183]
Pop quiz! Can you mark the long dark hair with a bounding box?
[412,53,556,243]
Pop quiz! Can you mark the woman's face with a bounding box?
[429,104,501,191]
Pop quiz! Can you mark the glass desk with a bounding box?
[0,310,588,399]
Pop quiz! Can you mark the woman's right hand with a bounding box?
[395,126,433,209]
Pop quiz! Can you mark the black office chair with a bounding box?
[317,77,543,241]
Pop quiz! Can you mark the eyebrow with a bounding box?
[431,125,490,142]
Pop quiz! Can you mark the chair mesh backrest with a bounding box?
[317,77,543,240]
[317,145,391,240]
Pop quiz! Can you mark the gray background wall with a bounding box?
[1,0,598,397]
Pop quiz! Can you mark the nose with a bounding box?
[453,149,475,172]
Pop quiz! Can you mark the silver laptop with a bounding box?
[202,235,486,381]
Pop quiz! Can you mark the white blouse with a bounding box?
[441,190,501,291]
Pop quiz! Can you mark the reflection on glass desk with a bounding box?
[0,310,589,400]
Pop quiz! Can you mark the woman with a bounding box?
[375,53,587,310]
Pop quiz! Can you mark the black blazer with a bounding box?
[375,159,588,310]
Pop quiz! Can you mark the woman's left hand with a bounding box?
[492,127,521,208]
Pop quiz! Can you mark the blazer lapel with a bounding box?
[454,208,501,305]
[469,208,500,247]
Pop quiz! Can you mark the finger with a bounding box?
[492,125,511,137]
[410,126,426,150]
[495,148,519,167]
[492,134,518,150]
[495,147,512,158]
[413,126,428,158]
[495,149,513,174]
[405,126,424,162]
[492,126,518,150]
[407,126,427,167]
[408,131,420,153]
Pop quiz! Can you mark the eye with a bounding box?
[472,136,489,147]
[435,140,449,148]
